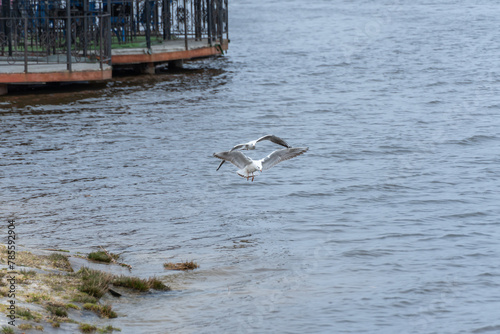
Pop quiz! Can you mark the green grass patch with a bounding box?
[110,35,164,49]
[48,253,69,261]
[19,269,38,277]
[98,325,121,333]
[67,303,80,310]
[147,277,170,291]
[18,323,33,330]
[16,307,37,320]
[46,302,68,318]
[48,253,73,271]
[17,323,43,331]
[0,287,8,297]
[0,326,14,334]
[112,276,149,292]
[26,293,51,303]
[79,323,97,333]
[83,303,117,319]
[112,275,170,292]
[77,267,113,298]
[72,293,98,304]
[88,251,119,263]
[45,249,70,252]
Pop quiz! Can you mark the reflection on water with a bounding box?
[2,0,500,333]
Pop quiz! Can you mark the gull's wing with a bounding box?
[213,151,253,169]
[260,147,308,170]
[230,143,247,151]
[256,135,291,148]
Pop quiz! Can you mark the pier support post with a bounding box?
[0,84,7,95]
[169,60,183,69]
[140,63,156,74]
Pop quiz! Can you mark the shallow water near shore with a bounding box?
[2,0,500,333]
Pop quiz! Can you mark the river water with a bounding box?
[2,0,500,333]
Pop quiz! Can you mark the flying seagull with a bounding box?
[213,147,309,181]
[216,135,291,171]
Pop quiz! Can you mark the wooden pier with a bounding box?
[0,0,229,95]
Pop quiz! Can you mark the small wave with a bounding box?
[472,325,500,333]
[447,135,497,145]
[375,233,427,240]
[441,211,488,219]
[478,272,499,277]
[466,253,489,258]
[288,191,332,197]
[426,81,448,87]
[59,177,107,184]
[427,100,443,104]
[439,233,471,239]
[341,249,392,258]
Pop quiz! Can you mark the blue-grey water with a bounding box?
[2,0,500,333]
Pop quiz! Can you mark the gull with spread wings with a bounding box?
[216,135,291,171]
[213,147,309,181]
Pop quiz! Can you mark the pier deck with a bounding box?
[111,39,228,65]
[0,38,227,94]
[0,0,229,95]
[0,63,112,83]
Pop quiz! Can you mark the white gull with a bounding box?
[213,147,309,182]
[216,135,291,171]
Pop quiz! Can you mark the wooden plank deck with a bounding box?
[0,63,112,84]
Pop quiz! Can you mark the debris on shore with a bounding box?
[163,260,200,271]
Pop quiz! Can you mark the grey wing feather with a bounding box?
[261,147,309,170]
[213,151,253,169]
[256,135,291,148]
[230,143,246,151]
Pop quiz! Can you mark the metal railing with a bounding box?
[0,1,112,72]
[100,0,228,49]
[0,0,228,73]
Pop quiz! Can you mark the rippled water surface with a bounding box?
[2,0,500,333]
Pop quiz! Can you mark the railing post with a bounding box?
[194,0,201,40]
[207,0,212,45]
[107,0,111,53]
[2,0,13,57]
[183,0,188,50]
[146,0,151,49]
[226,0,228,42]
[165,0,171,40]
[24,17,28,73]
[218,0,222,43]
[66,0,72,71]
[44,1,50,56]
[83,0,88,57]
[162,0,169,40]
[99,12,103,70]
